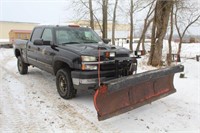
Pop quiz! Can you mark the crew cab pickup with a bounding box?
[14,25,137,99]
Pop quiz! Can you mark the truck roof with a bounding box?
[36,24,90,29]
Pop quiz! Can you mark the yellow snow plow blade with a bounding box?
[94,65,184,121]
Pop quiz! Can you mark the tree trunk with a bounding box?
[177,37,182,55]
[148,13,156,65]
[112,0,119,45]
[167,5,174,66]
[129,0,134,51]
[102,0,108,39]
[89,0,94,30]
[148,0,174,67]
[141,33,146,54]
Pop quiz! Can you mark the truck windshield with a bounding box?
[55,27,102,45]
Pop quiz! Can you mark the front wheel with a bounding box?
[17,56,28,74]
[56,68,77,99]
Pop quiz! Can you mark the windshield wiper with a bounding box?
[61,42,80,45]
[83,41,98,43]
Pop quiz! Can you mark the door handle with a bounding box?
[37,47,40,51]
[28,46,31,49]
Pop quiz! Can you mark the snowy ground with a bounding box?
[0,43,200,132]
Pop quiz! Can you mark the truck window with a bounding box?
[41,29,53,42]
[56,30,71,44]
[55,27,102,45]
[31,28,43,42]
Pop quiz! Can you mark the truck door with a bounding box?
[27,27,43,66]
[37,28,54,73]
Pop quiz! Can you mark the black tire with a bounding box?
[56,68,77,99]
[17,56,28,74]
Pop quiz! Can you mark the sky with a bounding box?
[0,0,69,23]
[0,0,199,35]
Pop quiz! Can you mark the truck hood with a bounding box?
[59,43,130,56]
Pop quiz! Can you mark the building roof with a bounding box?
[0,21,39,24]
[9,30,32,33]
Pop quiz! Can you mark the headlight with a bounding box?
[81,56,97,62]
[110,52,116,57]
[82,64,97,70]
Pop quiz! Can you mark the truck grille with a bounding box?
[100,61,131,71]
[115,54,129,57]
[100,63,115,71]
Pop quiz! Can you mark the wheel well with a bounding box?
[15,49,21,58]
[54,61,71,75]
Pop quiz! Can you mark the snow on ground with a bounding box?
[0,39,9,45]
[0,43,200,132]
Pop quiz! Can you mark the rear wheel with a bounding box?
[56,68,77,99]
[17,56,28,74]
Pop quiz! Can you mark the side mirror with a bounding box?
[33,39,43,45]
[33,39,51,46]
[102,38,111,44]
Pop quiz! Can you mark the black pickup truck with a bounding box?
[14,25,137,99]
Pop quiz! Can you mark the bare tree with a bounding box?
[70,0,103,34]
[129,0,147,51]
[129,0,134,51]
[174,0,200,56]
[111,0,119,45]
[102,0,108,39]
[167,4,174,66]
[148,0,174,66]
[136,0,156,52]
[70,0,89,20]
[89,0,94,29]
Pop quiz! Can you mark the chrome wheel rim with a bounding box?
[18,59,22,72]
[59,75,67,94]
